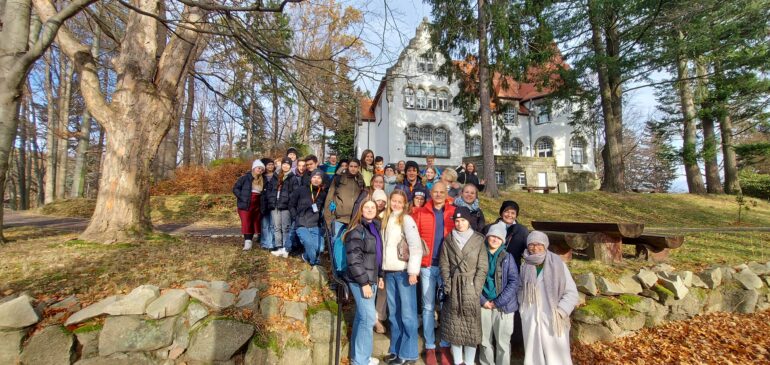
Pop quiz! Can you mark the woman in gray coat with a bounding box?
[439,206,489,365]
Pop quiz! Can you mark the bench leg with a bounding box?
[549,245,572,262]
[586,232,623,264]
[635,245,670,262]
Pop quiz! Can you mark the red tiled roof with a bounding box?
[360,98,375,121]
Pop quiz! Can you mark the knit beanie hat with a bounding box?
[372,189,387,203]
[281,157,292,166]
[486,222,507,241]
[526,231,550,249]
[405,160,419,172]
[499,200,520,216]
[453,206,473,222]
[414,190,426,199]
[252,159,265,171]
[286,147,298,156]
[311,170,324,179]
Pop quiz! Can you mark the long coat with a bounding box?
[438,230,488,346]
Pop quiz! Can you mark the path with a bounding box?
[3,210,241,237]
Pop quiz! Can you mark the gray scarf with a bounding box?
[451,228,474,250]
[454,197,480,213]
[520,250,568,336]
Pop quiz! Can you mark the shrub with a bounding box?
[151,161,251,195]
[740,170,770,200]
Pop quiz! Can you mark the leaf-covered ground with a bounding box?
[572,311,770,364]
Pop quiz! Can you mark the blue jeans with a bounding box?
[386,271,419,360]
[271,209,291,249]
[349,282,377,365]
[297,226,324,265]
[260,214,274,249]
[420,266,450,350]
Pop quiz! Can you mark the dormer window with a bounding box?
[418,55,435,73]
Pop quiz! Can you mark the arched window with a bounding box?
[428,90,438,110]
[535,137,554,157]
[406,125,420,156]
[434,127,449,157]
[438,90,450,111]
[420,126,434,155]
[501,137,523,156]
[465,135,482,156]
[404,87,415,108]
[416,89,426,109]
[571,137,586,164]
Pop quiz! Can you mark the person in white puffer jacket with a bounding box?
[380,189,423,365]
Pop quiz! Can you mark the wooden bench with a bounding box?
[532,221,684,264]
[522,186,557,193]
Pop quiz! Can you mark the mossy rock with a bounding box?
[576,296,632,321]
[618,294,643,306]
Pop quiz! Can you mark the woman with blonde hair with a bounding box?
[233,159,266,250]
[381,190,423,364]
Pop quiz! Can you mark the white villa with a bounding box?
[356,19,598,192]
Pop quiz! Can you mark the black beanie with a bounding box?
[499,200,520,216]
[405,160,419,172]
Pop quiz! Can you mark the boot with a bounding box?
[424,349,437,365]
[242,240,253,251]
[438,347,453,365]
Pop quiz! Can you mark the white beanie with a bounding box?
[526,231,550,249]
[486,222,507,241]
[252,159,265,171]
[372,189,387,203]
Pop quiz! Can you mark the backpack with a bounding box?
[331,224,366,278]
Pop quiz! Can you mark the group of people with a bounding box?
[233,148,579,365]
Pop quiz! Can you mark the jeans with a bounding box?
[260,213,274,249]
[349,282,377,365]
[296,226,324,265]
[480,307,515,365]
[419,266,449,350]
[386,271,419,360]
[271,209,291,249]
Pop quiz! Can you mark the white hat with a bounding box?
[372,189,387,202]
[252,159,265,171]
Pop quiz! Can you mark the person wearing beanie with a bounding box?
[286,147,299,173]
[394,160,425,203]
[265,157,294,258]
[289,168,328,266]
[233,159,267,250]
[519,231,578,365]
[409,189,427,213]
[479,221,520,365]
[483,200,528,269]
[384,164,398,195]
[453,184,486,232]
[438,205,487,365]
[372,189,388,216]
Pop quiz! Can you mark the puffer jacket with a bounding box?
[482,219,529,268]
[264,174,291,211]
[438,230,488,346]
[479,248,520,314]
[344,219,383,285]
[323,171,365,226]
[232,172,266,211]
[411,199,456,267]
[289,184,327,228]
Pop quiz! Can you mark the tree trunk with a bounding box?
[71,28,99,198]
[55,58,73,199]
[719,113,740,194]
[34,0,206,243]
[676,48,706,194]
[588,0,625,192]
[30,104,44,206]
[182,75,194,166]
[17,97,28,209]
[271,73,279,150]
[477,0,498,197]
[43,54,57,203]
[695,59,722,194]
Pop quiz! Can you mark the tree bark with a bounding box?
[43,54,57,203]
[71,26,100,198]
[34,0,206,243]
[477,0,498,197]
[29,102,44,206]
[695,59,722,194]
[182,75,194,166]
[719,113,740,194]
[55,58,73,199]
[588,0,625,192]
[676,44,706,194]
[17,96,28,209]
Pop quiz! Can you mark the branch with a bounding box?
[173,0,302,12]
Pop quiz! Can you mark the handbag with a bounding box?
[397,234,429,262]
[436,251,469,304]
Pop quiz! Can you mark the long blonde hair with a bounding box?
[343,192,376,242]
[382,190,408,233]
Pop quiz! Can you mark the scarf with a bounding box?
[520,250,568,337]
[483,246,506,300]
[451,228,474,250]
[454,197,480,213]
[367,222,383,268]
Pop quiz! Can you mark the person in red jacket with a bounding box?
[411,181,456,365]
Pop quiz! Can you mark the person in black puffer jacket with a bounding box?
[290,170,328,266]
[284,159,306,254]
[265,158,294,258]
[232,159,267,251]
[344,199,384,365]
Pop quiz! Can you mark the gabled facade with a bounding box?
[356,19,598,192]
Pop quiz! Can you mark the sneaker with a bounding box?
[368,358,380,365]
[384,354,398,363]
[242,240,253,251]
[270,248,287,257]
[424,349,437,365]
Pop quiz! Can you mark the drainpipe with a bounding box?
[528,102,534,156]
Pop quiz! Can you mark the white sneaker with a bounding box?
[368,358,380,365]
[270,248,289,258]
[279,248,289,258]
[242,240,253,251]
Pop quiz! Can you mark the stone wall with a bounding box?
[570,261,770,344]
[462,156,599,192]
[0,266,340,365]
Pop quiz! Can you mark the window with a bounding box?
[501,138,523,156]
[535,103,552,124]
[503,108,518,126]
[535,137,554,157]
[438,91,450,111]
[495,171,506,185]
[571,137,586,164]
[404,87,415,108]
[417,55,434,73]
[517,172,527,185]
[416,89,426,109]
[406,125,449,158]
[433,128,449,158]
[428,90,438,110]
[465,135,482,156]
[406,126,420,156]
